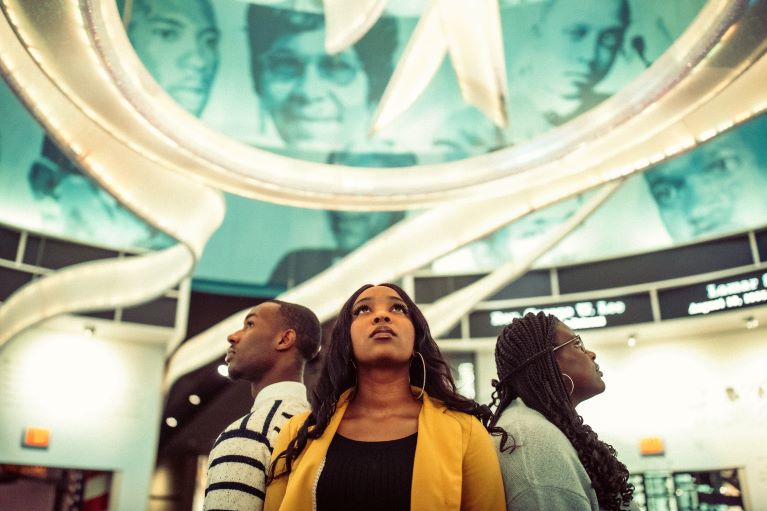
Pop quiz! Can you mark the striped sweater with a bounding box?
[204,381,309,511]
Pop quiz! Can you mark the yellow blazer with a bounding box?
[264,389,505,511]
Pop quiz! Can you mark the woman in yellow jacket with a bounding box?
[264,283,505,511]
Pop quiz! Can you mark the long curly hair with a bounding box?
[269,283,503,481]
[490,312,633,511]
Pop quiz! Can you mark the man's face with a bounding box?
[646,133,765,242]
[225,303,283,381]
[432,107,503,162]
[528,0,627,118]
[328,211,400,253]
[128,0,220,117]
[257,29,370,150]
[487,195,582,262]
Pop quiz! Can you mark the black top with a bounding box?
[316,432,418,511]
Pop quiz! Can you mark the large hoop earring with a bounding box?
[561,373,575,396]
[410,352,426,400]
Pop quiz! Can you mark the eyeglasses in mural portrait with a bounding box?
[247,6,397,155]
[201,0,706,160]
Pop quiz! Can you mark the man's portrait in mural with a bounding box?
[268,151,413,287]
[25,0,220,248]
[247,5,398,155]
[645,116,767,243]
[430,107,507,162]
[510,0,630,128]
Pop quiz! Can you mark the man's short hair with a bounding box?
[268,299,321,361]
[246,5,398,102]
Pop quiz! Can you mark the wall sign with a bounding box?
[658,270,767,319]
[469,293,654,338]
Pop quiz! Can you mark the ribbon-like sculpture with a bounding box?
[323,0,508,131]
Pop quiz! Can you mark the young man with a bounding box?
[203,300,321,510]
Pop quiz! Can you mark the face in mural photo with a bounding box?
[514,0,630,124]
[477,195,584,268]
[431,107,507,162]
[248,6,397,152]
[126,0,220,116]
[326,151,413,252]
[645,120,767,243]
[23,0,220,249]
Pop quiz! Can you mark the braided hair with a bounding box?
[269,283,504,482]
[490,312,633,511]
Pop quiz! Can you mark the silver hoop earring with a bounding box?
[561,373,575,396]
[410,352,426,400]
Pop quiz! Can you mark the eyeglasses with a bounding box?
[552,335,588,354]
[261,52,362,85]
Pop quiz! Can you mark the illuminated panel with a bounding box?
[639,437,665,456]
[658,269,767,320]
[22,426,50,449]
[469,293,654,337]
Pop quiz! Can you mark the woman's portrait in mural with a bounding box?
[247,5,398,156]
[124,0,221,117]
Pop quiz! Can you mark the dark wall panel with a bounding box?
[558,236,753,293]
[23,236,119,269]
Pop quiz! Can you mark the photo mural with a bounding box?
[3,0,763,292]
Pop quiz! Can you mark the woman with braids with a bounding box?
[490,311,635,511]
[264,283,505,511]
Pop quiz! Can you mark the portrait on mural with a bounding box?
[247,5,397,159]
[21,0,221,250]
[268,151,414,287]
[508,0,631,129]
[644,116,767,243]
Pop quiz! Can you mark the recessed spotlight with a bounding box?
[745,316,758,329]
[217,364,229,377]
[165,417,178,428]
[627,335,637,348]
[188,394,201,405]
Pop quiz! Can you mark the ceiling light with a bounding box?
[745,316,758,329]
[216,364,229,377]
[165,417,178,428]
[627,335,637,348]
[188,394,201,405]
